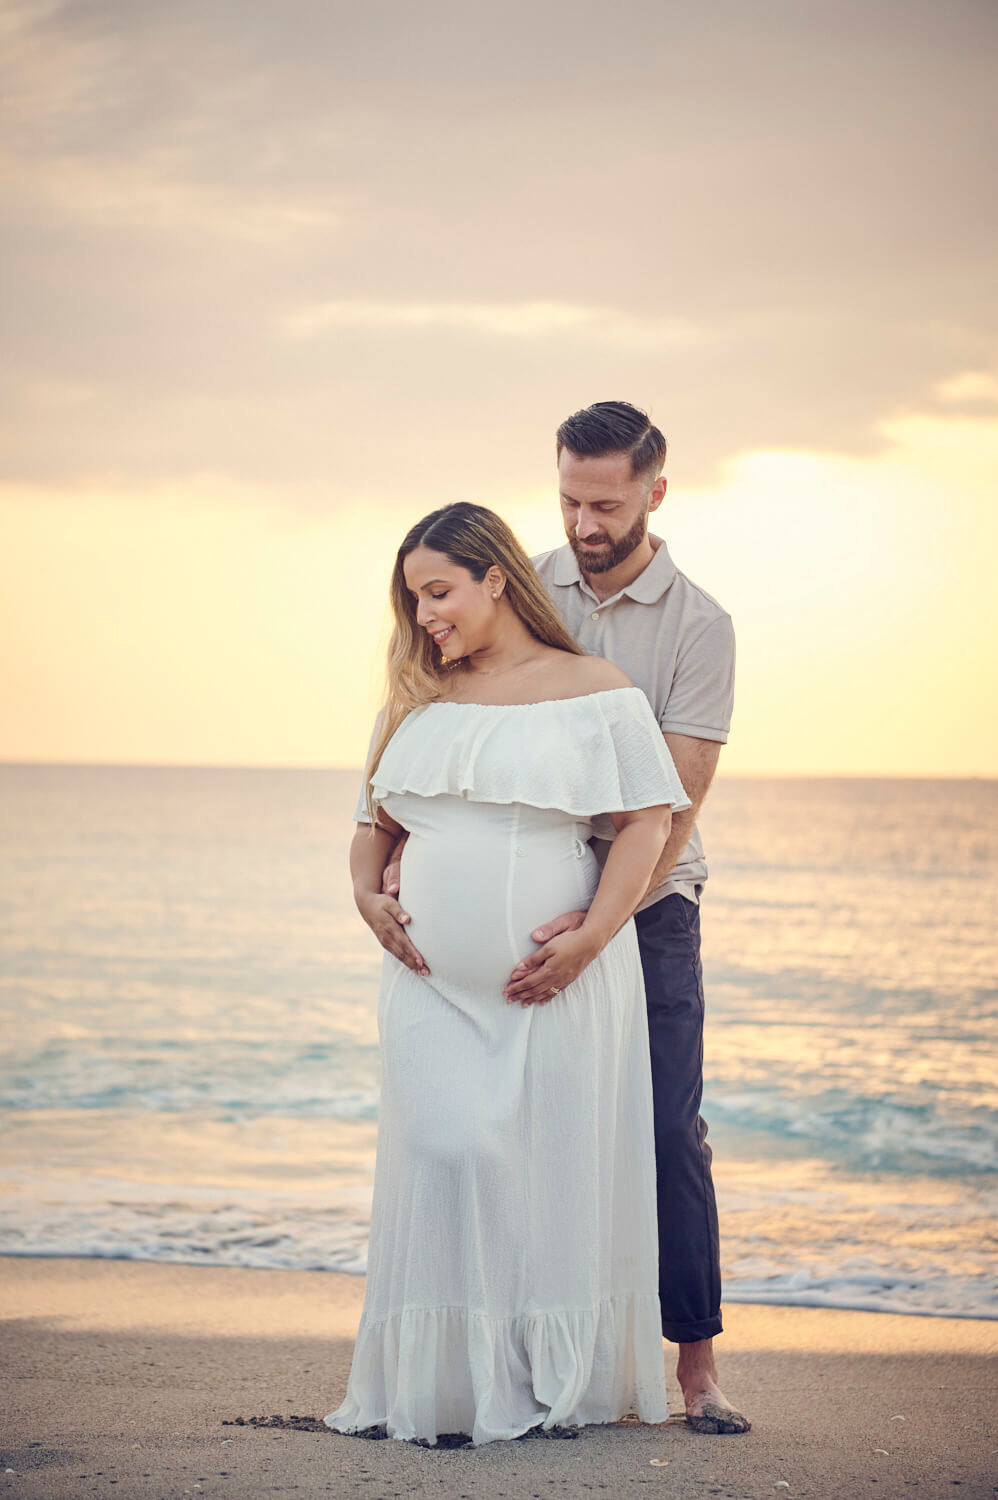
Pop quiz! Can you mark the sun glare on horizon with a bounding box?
[2,400,995,779]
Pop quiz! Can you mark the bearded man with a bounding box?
[504,400,748,1435]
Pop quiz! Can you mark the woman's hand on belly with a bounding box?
[501,927,600,1008]
[357,892,430,977]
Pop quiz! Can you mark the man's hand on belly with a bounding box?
[380,832,409,897]
[505,910,586,1000]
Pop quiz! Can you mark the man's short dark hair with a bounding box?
[556,401,667,481]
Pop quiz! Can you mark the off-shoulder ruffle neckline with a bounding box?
[424,685,644,711]
[367,684,692,823]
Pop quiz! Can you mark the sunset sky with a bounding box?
[2,0,996,775]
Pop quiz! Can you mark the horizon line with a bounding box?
[1,760,995,783]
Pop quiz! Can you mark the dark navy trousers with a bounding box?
[634,893,723,1344]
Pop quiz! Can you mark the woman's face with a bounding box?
[403,545,497,661]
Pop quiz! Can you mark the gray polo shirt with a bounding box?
[533,536,735,909]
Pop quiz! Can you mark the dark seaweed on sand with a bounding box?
[223,1415,581,1446]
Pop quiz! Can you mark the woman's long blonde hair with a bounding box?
[365,502,582,821]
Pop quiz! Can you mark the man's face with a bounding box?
[558,450,665,574]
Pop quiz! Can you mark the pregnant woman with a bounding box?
[325,502,691,1445]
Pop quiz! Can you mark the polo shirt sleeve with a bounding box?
[659,613,735,743]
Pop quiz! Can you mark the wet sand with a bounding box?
[2,1257,996,1499]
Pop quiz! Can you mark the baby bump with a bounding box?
[396,821,598,1001]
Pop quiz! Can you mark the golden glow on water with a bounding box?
[1,766,993,1309]
[717,1151,997,1299]
[708,1017,998,1115]
[1,1111,378,1192]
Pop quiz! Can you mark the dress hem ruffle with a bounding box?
[324,1290,669,1447]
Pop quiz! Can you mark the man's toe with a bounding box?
[685,1401,751,1435]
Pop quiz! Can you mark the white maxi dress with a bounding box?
[325,687,691,1445]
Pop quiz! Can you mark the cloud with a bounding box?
[937,371,998,407]
[3,148,339,241]
[280,299,706,349]
[0,0,996,497]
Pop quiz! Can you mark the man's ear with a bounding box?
[648,476,667,513]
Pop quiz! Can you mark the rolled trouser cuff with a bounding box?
[663,1312,724,1344]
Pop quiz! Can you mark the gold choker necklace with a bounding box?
[468,650,543,678]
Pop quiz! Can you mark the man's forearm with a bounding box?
[642,805,697,898]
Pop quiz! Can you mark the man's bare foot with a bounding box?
[676,1338,750,1435]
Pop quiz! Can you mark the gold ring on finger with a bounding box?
[549,986,560,996]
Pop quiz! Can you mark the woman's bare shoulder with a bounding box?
[565,654,633,693]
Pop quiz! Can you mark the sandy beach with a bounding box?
[1,1258,995,1500]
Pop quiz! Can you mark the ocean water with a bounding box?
[1,766,995,1320]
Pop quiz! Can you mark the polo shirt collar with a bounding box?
[550,535,677,604]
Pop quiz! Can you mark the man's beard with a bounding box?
[568,508,648,574]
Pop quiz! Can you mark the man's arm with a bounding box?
[381,832,408,895]
[643,731,721,895]
[509,731,723,971]
[502,803,672,1006]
